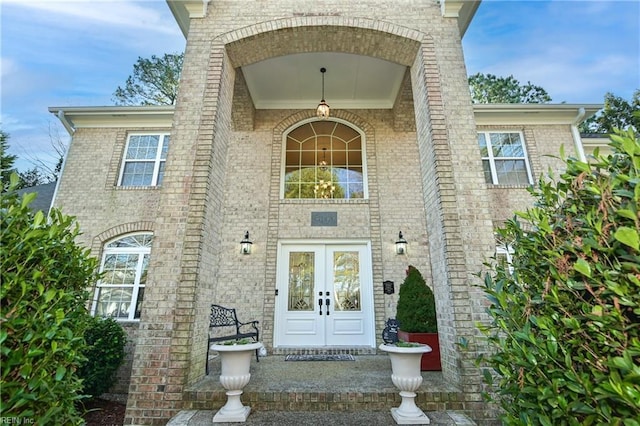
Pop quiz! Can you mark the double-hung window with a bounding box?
[92,233,152,321]
[478,131,532,185]
[119,133,169,186]
[496,243,515,275]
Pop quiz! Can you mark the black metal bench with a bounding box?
[206,304,260,374]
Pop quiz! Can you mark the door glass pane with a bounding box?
[332,251,361,311]
[288,252,314,311]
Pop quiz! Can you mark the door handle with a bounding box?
[325,297,330,315]
[318,297,323,315]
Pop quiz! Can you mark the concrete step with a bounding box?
[184,355,465,413]
[168,409,477,425]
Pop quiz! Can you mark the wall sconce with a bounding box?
[240,231,253,254]
[395,231,407,255]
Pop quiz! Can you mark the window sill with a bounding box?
[91,316,140,325]
[487,184,532,189]
[115,185,162,191]
[114,319,141,324]
[280,198,369,205]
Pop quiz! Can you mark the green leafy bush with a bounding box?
[78,316,127,398]
[396,266,438,333]
[0,175,98,425]
[479,128,640,425]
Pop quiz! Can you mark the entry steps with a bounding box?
[184,355,472,419]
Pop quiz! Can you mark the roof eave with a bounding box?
[473,103,603,126]
[441,0,482,38]
[166,0,208,38]
[49,103,604,130]
[48,105,175,130]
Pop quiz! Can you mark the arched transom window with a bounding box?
[283,120,366,199]
[92,233,152,321]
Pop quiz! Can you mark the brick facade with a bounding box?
[50,1,598,424]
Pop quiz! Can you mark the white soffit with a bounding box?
[49,106,175,130]
[242,52,407,110]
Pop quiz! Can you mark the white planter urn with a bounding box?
[210,341,263,423]
[379,343,433,425]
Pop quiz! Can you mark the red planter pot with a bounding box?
[398,331,441,371]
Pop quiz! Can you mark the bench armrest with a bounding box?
[238,320,259,330]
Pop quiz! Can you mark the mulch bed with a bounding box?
[81,398,126,426]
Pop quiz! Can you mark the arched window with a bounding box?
[283,120,366,199]
[91,233,152,321]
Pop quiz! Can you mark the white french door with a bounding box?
[274,242,375,347]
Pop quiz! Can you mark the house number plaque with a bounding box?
[311,212,337,227]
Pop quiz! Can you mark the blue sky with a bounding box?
[2,0,638,173]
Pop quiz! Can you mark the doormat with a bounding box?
[284,354,355,362]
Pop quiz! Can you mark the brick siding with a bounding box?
[50,2,585,424]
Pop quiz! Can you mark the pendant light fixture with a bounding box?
[316,67,330,119]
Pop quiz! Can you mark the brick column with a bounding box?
[124,36,235,424]
[411,34,496,419]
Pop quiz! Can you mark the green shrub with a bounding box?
[478,128,640,425]
[396,266,438,333]
[0,175,98,425]
[78,316,127,398]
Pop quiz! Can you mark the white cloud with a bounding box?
[0,113,33,132]
[463,0,639,103]
[1,0,185,172]
[2,0,179,35]
[1,57,17,79]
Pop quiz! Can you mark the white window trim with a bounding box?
[280,117,369,200]
[118,133,170,187]
[496,244,515,275]
[479,130,533,185]
[91,233,152,321]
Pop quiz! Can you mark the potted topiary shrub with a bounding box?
[396,265,441,371]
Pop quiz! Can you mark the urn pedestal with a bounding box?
[379,343,433,425]
[210,342,263,423]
